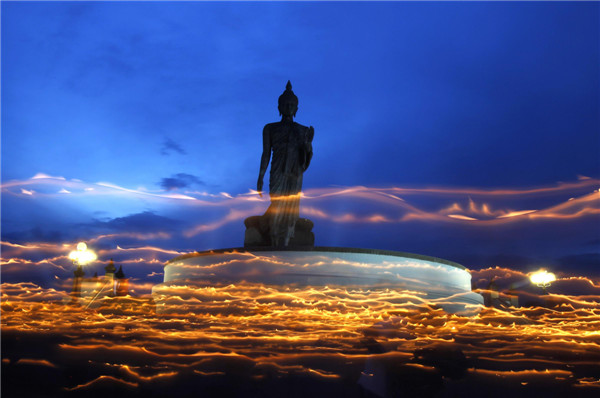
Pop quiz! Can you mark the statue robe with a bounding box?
[263,121,313,246]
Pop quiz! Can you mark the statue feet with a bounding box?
[244,216,314,248]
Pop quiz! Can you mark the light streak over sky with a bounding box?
[2,175,598,225]
[2,175,599,288]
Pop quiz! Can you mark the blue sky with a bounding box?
[1,1,599,286]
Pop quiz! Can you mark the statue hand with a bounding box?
[257,178,263,197]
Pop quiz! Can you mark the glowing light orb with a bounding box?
[68,242,97,265]
[529,269,556,287]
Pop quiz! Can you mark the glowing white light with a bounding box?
[69,242,97,265]
[529,270,556,288]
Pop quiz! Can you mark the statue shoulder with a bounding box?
[262,123,278,140]
[263,122,279,132]
[293,121,310,131]
[293,122,314,142]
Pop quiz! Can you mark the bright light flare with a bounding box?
[68,242,97,265]
[530,269,556,288]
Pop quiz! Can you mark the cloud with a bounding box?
[91,211,181,233]
[557,253,600,275]
[2,227,65,244]
[584,238,600,247]
[160,138,186,156]
[160,173,204,191]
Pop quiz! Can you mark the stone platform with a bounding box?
[152,247,484,314]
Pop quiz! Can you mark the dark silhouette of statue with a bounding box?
[244,81,315,248]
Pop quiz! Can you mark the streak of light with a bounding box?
[294,181,600,201]
[2,275,600,393]
[3,174,599,203]
[119,365,178,381]
[471,369,572,377]
[193,370,226,376]
[448,214,478,221]
[3,176,599,232]
[95,182,197,200]
[88,232,172,243]
[183,208,262,237]
[115,245,184,256]
[497,210,538,219]
[65,376,139,391]
[15,358,58,368]
[307,368,341,379]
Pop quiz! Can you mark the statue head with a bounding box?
[278,80,298,117]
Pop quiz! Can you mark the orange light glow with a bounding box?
[68,242,97,265]
[2,275,600,395]
[2,177,599,242]
[530,270,557,287]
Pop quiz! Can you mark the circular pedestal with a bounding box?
[152,247,483,314]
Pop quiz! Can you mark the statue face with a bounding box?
[279,99,298,117]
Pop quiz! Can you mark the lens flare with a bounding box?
[68,242,97,265]
[529,270,556,288]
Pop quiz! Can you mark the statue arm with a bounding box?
[257,125,271,195]
[303,126,314,171]
[308,126,314,142]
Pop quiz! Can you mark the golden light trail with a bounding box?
[183,207,263,237]
[2,176,599,240]
[2,175,600,394]
[3,174,599,198]
[2,272,600,396]
[88,232,173,243]
[448,214,478,221]
[114,245,184,256]
[497,210,538,219]
[15,358,57,368]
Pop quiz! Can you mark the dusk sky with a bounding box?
[1,1,599,287]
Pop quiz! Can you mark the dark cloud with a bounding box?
[452,253,540,270]
[160,173,204,191]
[558,253,600,275]
[160,138,187,156]
[584,238,600,247]
[92,211,181,233]
[2,227,65,244]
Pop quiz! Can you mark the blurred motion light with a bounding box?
[69,241,97,265]
[530,269,556,288]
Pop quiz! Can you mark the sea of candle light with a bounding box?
[2,277,600,398]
